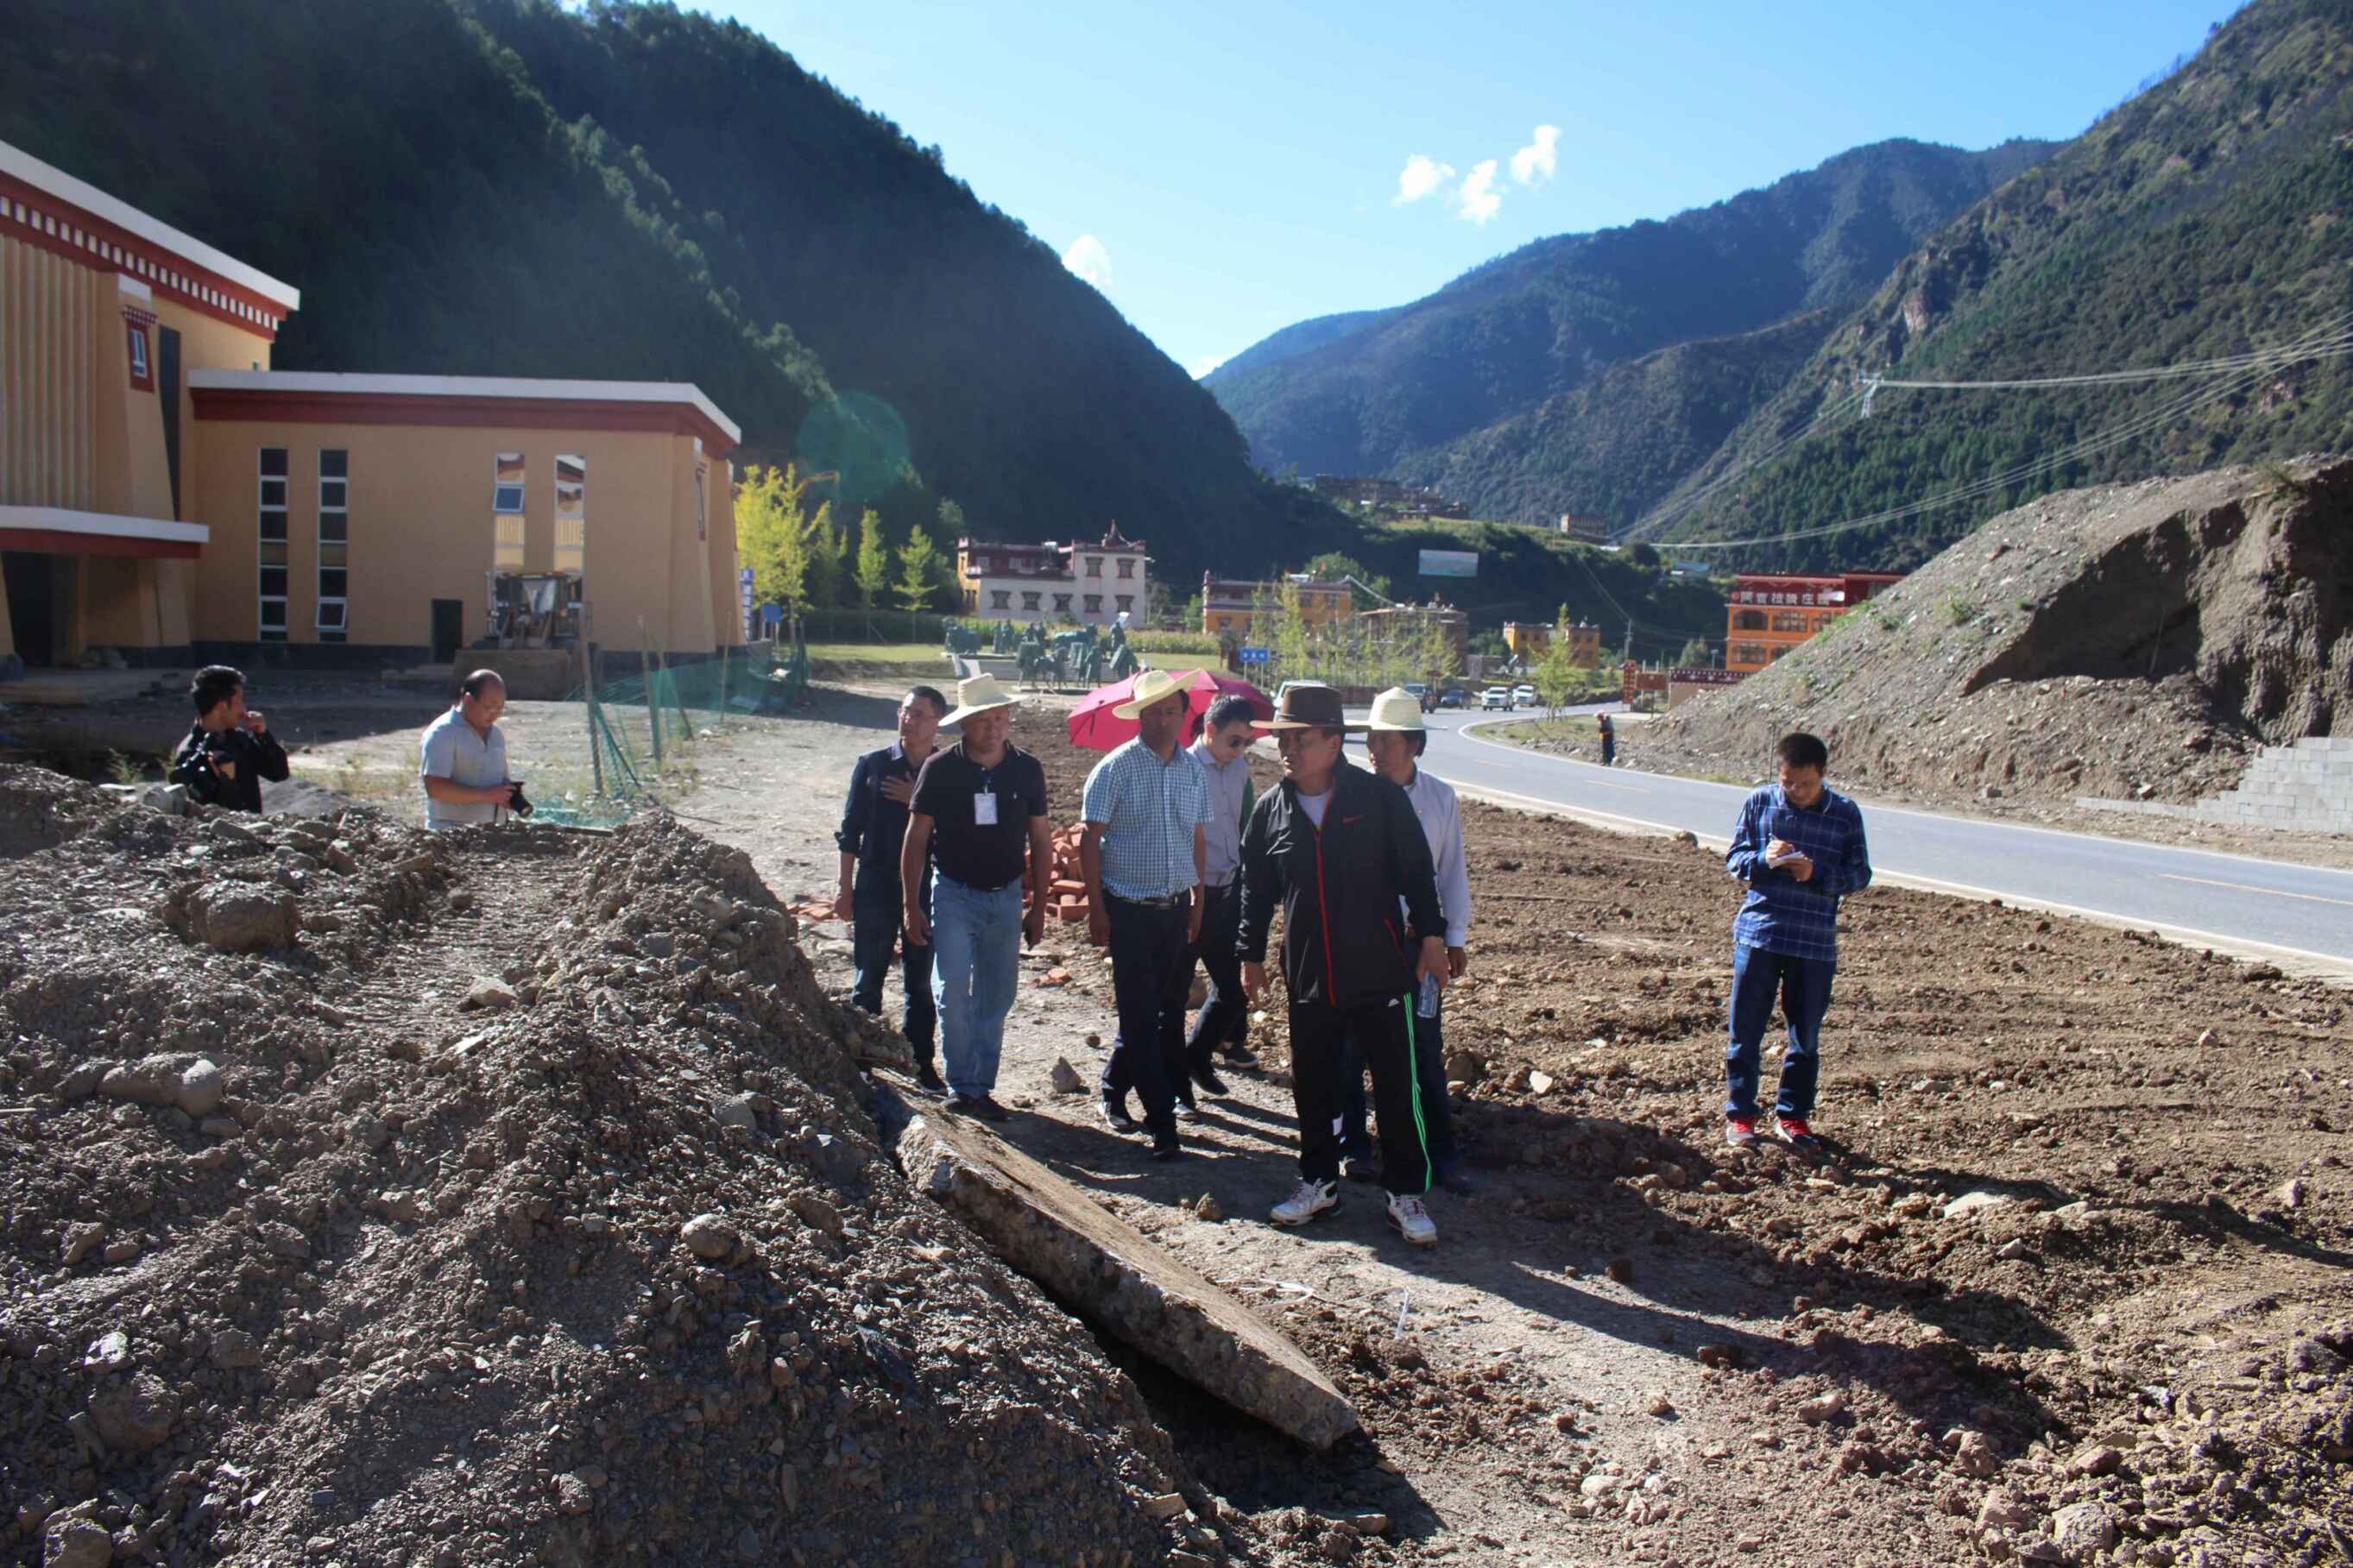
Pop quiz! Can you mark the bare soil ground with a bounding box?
[11,678,2350,1568]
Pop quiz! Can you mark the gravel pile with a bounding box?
[0,772,1220,1567]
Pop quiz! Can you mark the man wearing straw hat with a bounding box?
[1341,687,1475,1192]
[901,674,1053,1120]
[1082,668,1213,1162]
[1238,683,1451,1246]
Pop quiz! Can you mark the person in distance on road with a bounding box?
[1721,731,1873,1154]
[419,671,525,831]
[1340,688,1474,1193]
[1238,684,1451,1247]
[1082,669,1213,1162]
[169,664,289,813]
[1597,710,1616,768]
[836,684,949,1093]
[1183,693,1262,1069]
[901,674,1052,1122]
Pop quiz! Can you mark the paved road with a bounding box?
[1387,707,2353,969]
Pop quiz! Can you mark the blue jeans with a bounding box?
[851,868,933,1064]
[1724,941,1834,1120]
[930,876,1025,1097]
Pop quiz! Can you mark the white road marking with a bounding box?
[2158,872,2353,910]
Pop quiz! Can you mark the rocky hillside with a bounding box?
[1650,0,2353,568]
[1654,456,2353,804]
[1208,137,2053,520]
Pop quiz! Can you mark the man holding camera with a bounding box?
[169,664,289,812]
[420,670,527,829]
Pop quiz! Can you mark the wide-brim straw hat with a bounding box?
[942,673,1018,726]
[1365,687,1426,732]
[1256,683,1363,733]
[1110,667,1203,720]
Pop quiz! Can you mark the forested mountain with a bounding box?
[1643,0,2353,570]
[1206,138,2054,518]
[0,0,1332,582]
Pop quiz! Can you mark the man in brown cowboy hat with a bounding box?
[1237,684,1451,1246]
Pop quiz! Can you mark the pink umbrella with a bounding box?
[1066,669,1274,751]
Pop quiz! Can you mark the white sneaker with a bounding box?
[1386,1192,1438,1247]
[1270,1179,1341,1227]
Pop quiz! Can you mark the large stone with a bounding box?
[1942,1190,2014,1220]
[2047,1501,2117,1564]
[41,1505,113,1568]
[893,1104,1359,1450]
[189,883,298,952]
[175,1060,225,1116]
[89,1370,178,1451]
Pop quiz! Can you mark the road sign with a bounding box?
[760,601,784,630]
[1238,646,1271,665]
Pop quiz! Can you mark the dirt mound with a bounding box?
[1656,457,2353,803]
[0,772,1214,1567]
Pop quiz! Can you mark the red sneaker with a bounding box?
[1773,1114,1822,1153]
[1725,1117,1757,1149]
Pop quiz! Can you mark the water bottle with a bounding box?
[1416,972,1440,1019]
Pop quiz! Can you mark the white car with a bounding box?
[1481,686,1512,710]
[1512,684,1539,708]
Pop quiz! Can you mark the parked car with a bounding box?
[1481,686,1511,710]
[1437,689,1466,709]
[1512,683,1539,708]
[1403,681,1429,711]
[1275,679,1329,704]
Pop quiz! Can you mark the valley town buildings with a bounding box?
[954,525,1150,627]
[1724,570,1903,673]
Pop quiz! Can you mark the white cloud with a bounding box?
[1454,160,1502,225]
[1062,233,1113,292]
[1510,123,1561,186]
[1187,354,1227,380]
[1392,154,1456,205]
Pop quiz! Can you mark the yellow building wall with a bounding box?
[1,233,98,508]
[187,417,733,653]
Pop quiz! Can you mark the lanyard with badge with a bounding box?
[974,761,999,827]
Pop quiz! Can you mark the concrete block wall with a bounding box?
[2187,736,2353,834]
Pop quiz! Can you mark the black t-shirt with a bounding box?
[911,740,1048,891]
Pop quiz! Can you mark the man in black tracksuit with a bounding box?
[168,664,289,812]
[1238,684,1450,1246]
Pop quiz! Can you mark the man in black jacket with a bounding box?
[1239,684,1450,1246]
[168,665,288,812]
[835,685,949,1093]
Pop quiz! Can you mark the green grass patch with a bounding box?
[803,641,958,682]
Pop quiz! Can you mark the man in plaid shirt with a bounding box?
[1722,732,1872,1153]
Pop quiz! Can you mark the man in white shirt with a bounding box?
[1345,687,1475,1192]
[420,671,520,831]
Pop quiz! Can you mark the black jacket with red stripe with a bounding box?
[1235,759,1444,1011]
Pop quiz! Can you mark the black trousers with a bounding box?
[1290,992,1435,1196]
[1184,881,1248,1062]
[1099,893,1189,1139]
[851,868,934,1064]
[1341,987,1455,1174]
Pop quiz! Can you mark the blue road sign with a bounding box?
[1238,646,1271,664]
[760,601,784,630]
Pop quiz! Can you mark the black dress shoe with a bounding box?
[1150,1136,1181,1162]
[1221,1043,1259,1067]
[914,1063,946,1094]
[973,1095,1011,1124]
[1192,1067,1229,1098]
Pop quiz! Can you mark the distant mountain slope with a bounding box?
[0,0,1334,581]
[1207,308,1395,386]
[1644,0,2353,570]
[1208,137,2054,513]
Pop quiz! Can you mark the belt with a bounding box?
[1108,890,1187,909]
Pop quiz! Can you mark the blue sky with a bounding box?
[722,0,2230,378]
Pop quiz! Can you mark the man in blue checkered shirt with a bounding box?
[1081,671,1213,1161]
[1722,732,1872,1154]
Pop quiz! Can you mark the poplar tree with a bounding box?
[897,525,943,612]
[854,507,889,607]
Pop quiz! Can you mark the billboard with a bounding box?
[1418,549,1479,578]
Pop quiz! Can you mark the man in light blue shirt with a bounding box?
[420,671,519,831]
[1082,670,1211,1159]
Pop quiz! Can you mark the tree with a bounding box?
[1626,540,1662,570]
[937,498,967,540]
[1305,551,1391,609]
[1534,632,1580,716]
[854,507,889,607]
[735,463,809,612]
[1273,577,1311,677]
[1676,637,1713,670]
[804,499,842,608]
[897,524,943,612]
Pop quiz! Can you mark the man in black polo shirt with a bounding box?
[836,684,949,1093]
[901,675,1052,1120]
[168,664,289,812]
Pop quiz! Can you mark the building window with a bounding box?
[1021,592,1042,613]
[1052,593,1073,614]
[1769,645,1791,662]
[317,449,349,642]
[1085,557,1102,576]
[258,448,288,641]
[1732,643,1767,667]
[125,323,154,391]
[1115,595,1133,614]
[555,455,586,574]
[1214,615,1232,632]
[990,590,1012,610]
[1117,558,1134,580]
[1772,612,1808,633]
[1733,610,1766,631]
[493,452,525,570]
[1083,594,1102,614]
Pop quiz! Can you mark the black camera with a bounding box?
[507,781,534,818]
